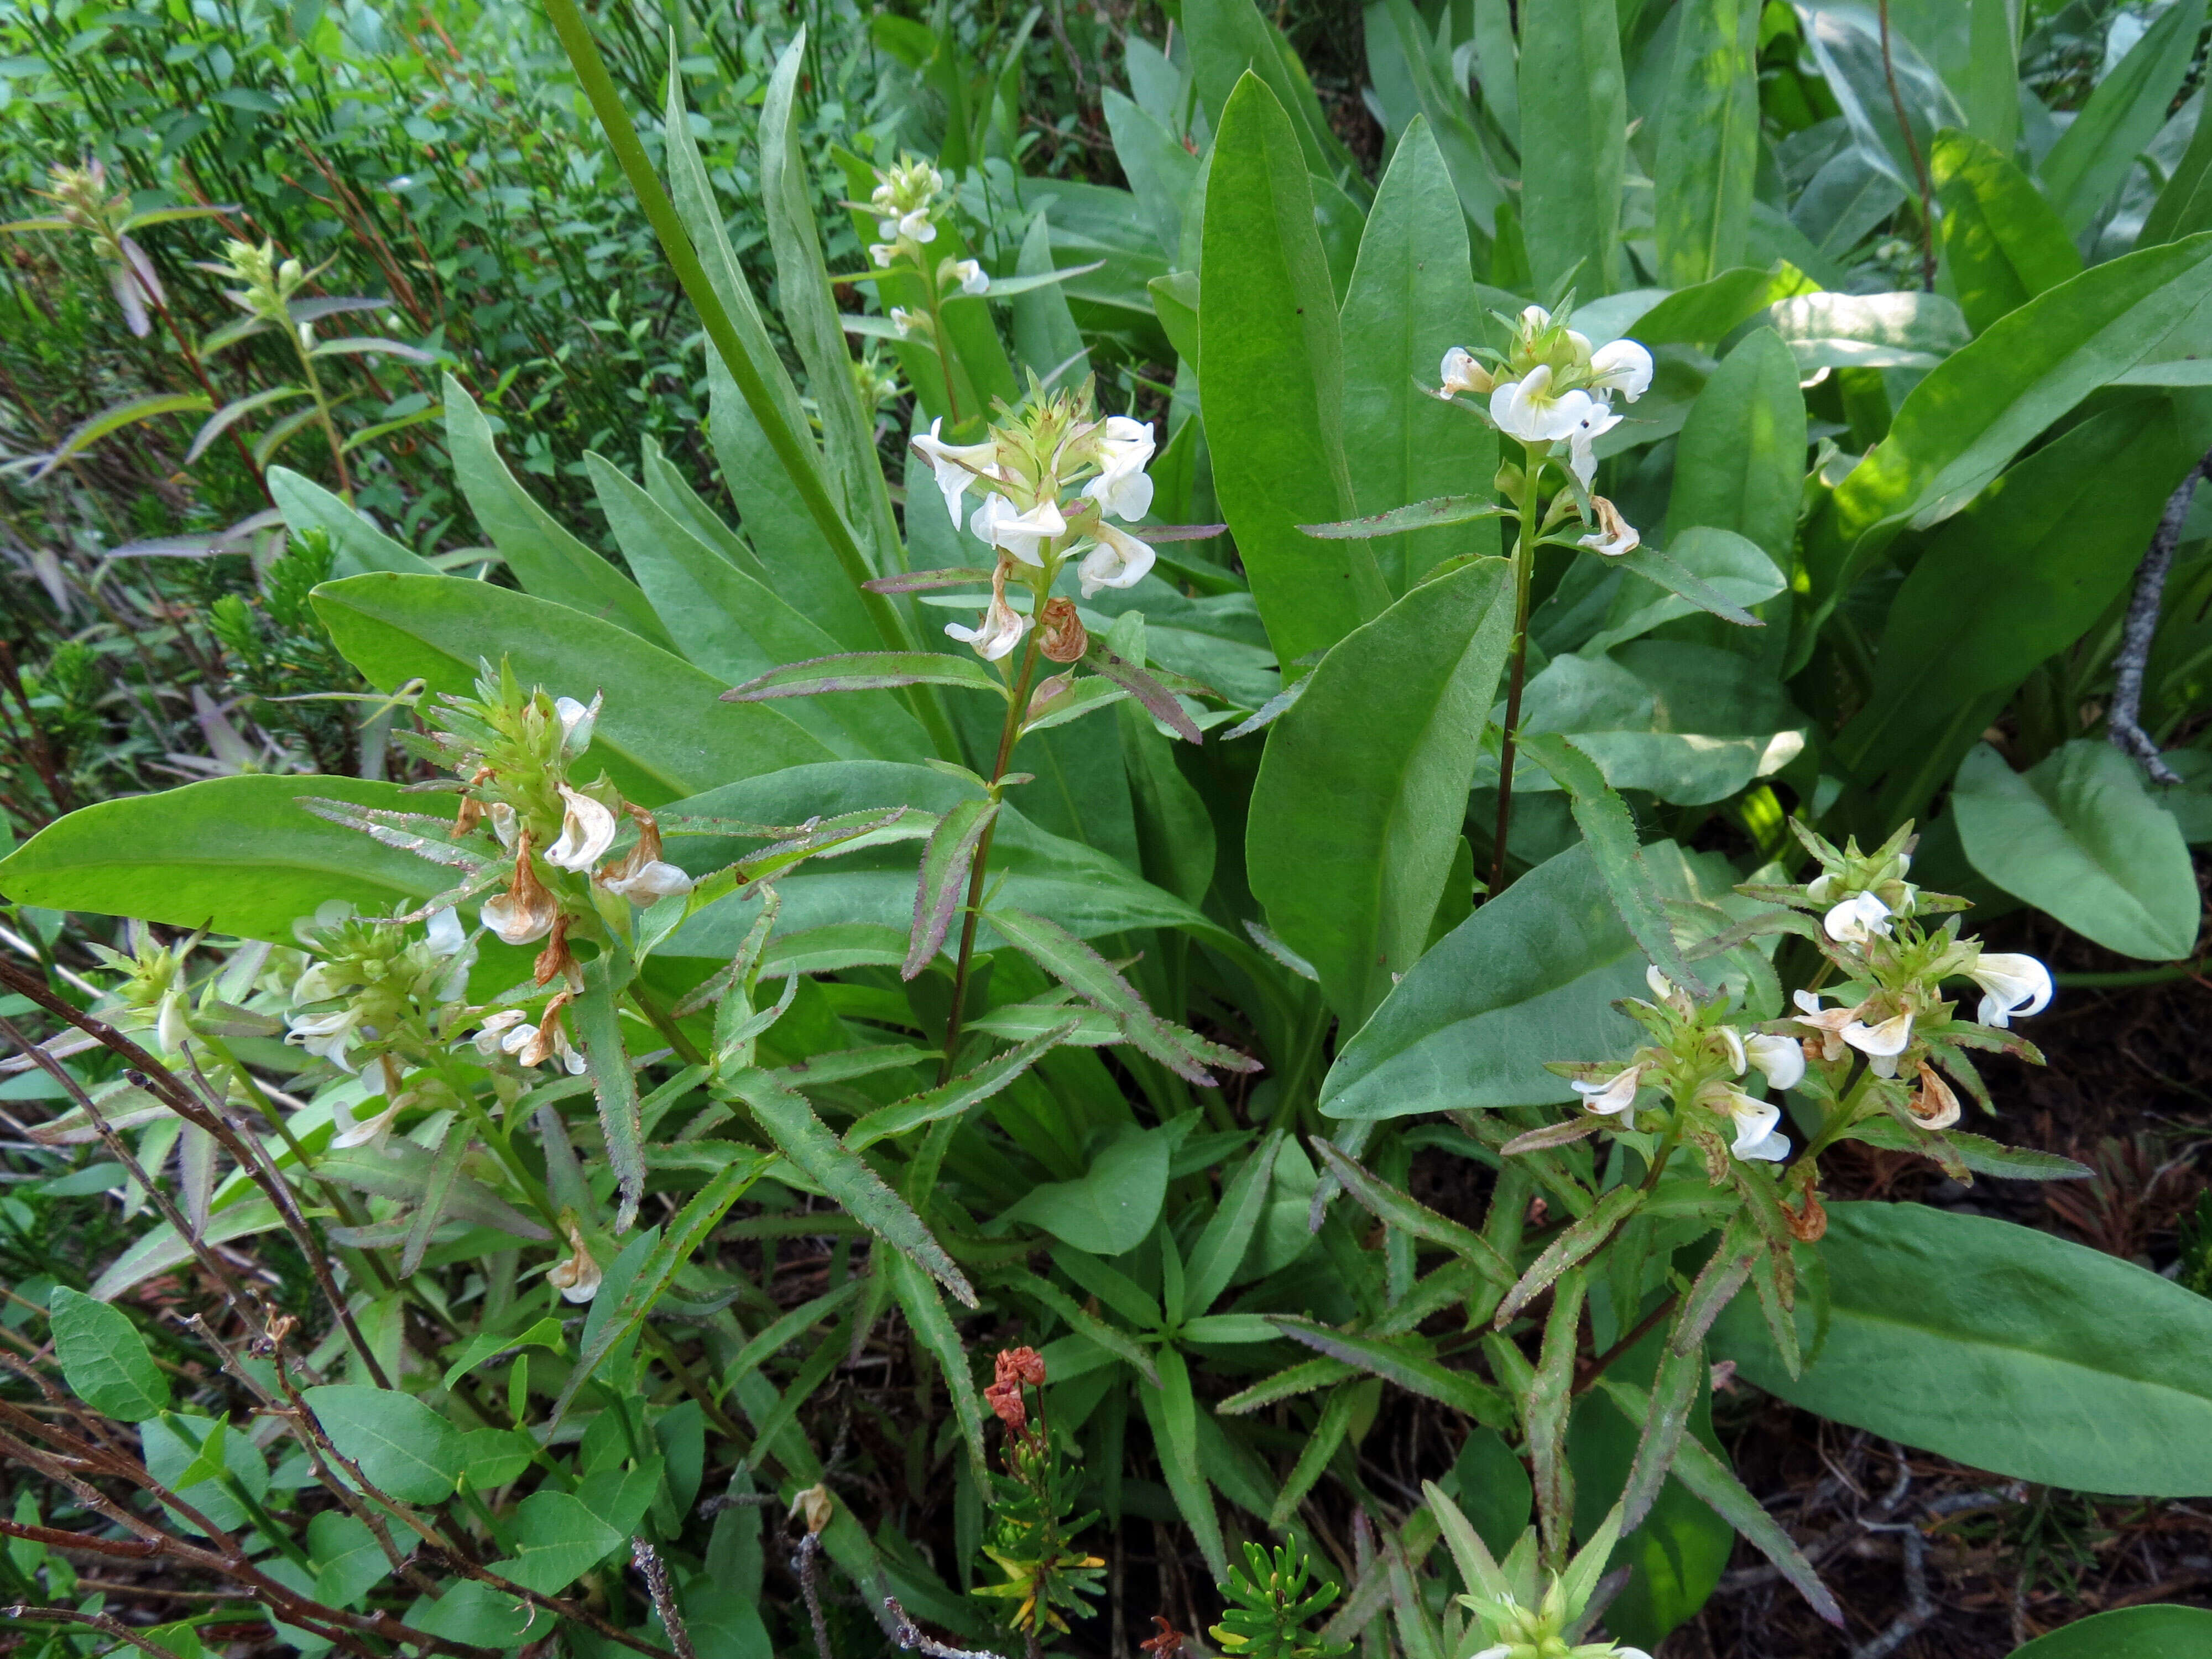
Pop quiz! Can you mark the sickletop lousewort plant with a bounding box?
[1544,820,2053,1213]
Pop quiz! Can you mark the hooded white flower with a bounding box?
[870,242,895,268]
[1578,495,1639,556]
[1791,988,1857,1061]
[598,813,693,904]
[1083,415,1156,521]
[1589,338,1653,400]
[890,306,922,336]
[1823,890,1893,944]
[1703,1081,1791,1163]
[1841,1006,1914,1077]
[424,906,466,957]
[547,1219,602,1303]
[954,258,989,295]
[945,592,1030,661]
[286,1006,362,1072]
[1439,346,1493,397]
[970,492,1066,565]
[899,208,936,243]
[544,785,618,873]
[1968,952,2052,1027]
[1077,521,1157,596]
[331,1057,409,1149]
[1489,364,1593,444]
[1565,397,1624,489]
[489,801,519,849]
[1519,305,1552,331]
[1572,1061,1646,1120]
[912,419,1001,525]
[504,995,588,1075]
[1745,1032,1807,1092]
[483,837,558,946]
[1719,1025,1747,1074]
[472,1007,529,1057]
[554,694,598,756]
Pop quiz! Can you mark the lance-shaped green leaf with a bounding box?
[1202,73,1387,671]
[399,1128,472,1277]
[442,376,669,648]
[1300,494,1508,539]
[729,1068,975,1306]
[889,1253,989,1483]
[2039,0,2206,235]
[1841,1115,2091,1181]
[313,573,834,806]
[1271,1382,1371,1528]
[1517,732,1709,1001]
[1520,0,1625,295]
[1930,129,2081,336]
[1495,1185,1644,1328]
[575,956,645,1234]
[1138,1344,1227,1580]
[1248,555,1516,1026]
[320,1144,551,1239]
[1611,536,1765,628]
[549,1152,770,1422]
[1340,117,1495,595]
[1618,1336,1705,1532]
[904,797,996,979]
[1310,1139,1513,1287]
[1081,645,1203,744]
[1674,1213,1762,1354]
[1185,1131,1286,1313]
[987,906,1257,1083]
[1528,1266,1587,1562]
[1654,0,1759,288]
[1802,232,2212,630]
[1596,1374,1844,1625]
[49,1287,169,1421]
[27,392,211,481]
[723,652,1009,702]
[844,1022,1074,1151]
[1003,1269,1159,1384]
[1217,1355,1359,1415]
[1268,1317,1513,1426]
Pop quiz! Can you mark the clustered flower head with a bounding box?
[33,160,167,336]
[1439,301,1653,554]
[912,379,1160,661]
[855,154,987,335]
[1436,1487,1647,1659]
[1462,1578,1650,1659]
[86,922,201,1059]
[1550,965,1805,1170]
[210,237,321,350]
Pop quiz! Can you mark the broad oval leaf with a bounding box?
[303,1384,465,1504]
[49,1286,169,1421]
[1952,741,2200,961]
[2008,1605,2212,1658]
[1713,1202,2212,1495]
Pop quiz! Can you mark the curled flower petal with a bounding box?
[1572,1062,1645,1119]
[954,258,989,295]
[1578,495,1640,556]
[425,906,466,957]
[1969,951,2051,1027]
[1702,1081,1790,1163]
[1439,346,1493,397]
[545,785,618,872]
[1083,415,1156,521]
[547,1219,602,1303]
[1589,338,1653,401]
[1719,1025,1747,1075]
[1911,1060,1961,1131]
[911,418,1000,526]
[1078,521,1156,596]
[1746,1031,1807,1092]
[1843,1007,1914,1064]
[1563,395,1622,489]
[969,493,1066,564]
[1823,890,1893,943]
[483,830,558,946]
[1791,989,1858,1062]
[945,592,1030,661]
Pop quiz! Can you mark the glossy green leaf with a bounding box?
[2008,1606,2212,1658]
[1186,0,1347,185]
[1763,290,1969,371]
[308,1511,390,1608]
[312,572,835,805]
[1653,0,1759,286]
[1520,0,1627,296]
[49,1286,168,1421]
[1713,1202,2212,1495]
[1589,529,1785,651]
[1201,73,1387,672]
[1321,844,1644,1120]
[2038,0,2205,234]
[303,1385,463,1504]
[1339,118,1495,597]
[1803,232,2212,630]
[1929,129,2081,336]
[1665,327,1808,568]
[1248,557,1515,1026]
[2143,96,2212,249]
[0,775,443,943]
[1000,1120,1183,1256]
[268,467,435,576]
[442,375,670,647]
[1103,88,1200,259]
[501,1491,623,1594]
[1952,741,2200,962]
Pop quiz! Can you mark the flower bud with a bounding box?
[1037,596,1087,662]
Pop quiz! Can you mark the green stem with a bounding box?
[288,325,353,500]
[628,978,707,1066]
[1487,444,1545,900]
[922,279,962,426]
[539,0,961,763]
[937,628,1045,1085]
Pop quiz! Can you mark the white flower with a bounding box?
[1791,988,1858,1062]
[1841,1007,1914,1077]
[954,258,988,295]
[1077,521,1156,596]
[425,906,465,957]
[1746,1032,1807,1092]
[870,242,895,268]
[945,592,1030,661]
[1719,1025,1747,1074]
[483,840,557,946]
[490,801,518,849]
[1083,415,1156,521]
[332,1058,409,1149]
[1564,397,1623,489]
[1578,495,1639,557]
[1968,952,2052,1027]
[899,208,936,243]
[544,785,618,872]
[1703,1081,1791,1163]
[1519,304,1551,331]
[1589,338,1653,401]
[286,1007,362,1072]
[1572,1061,1646,1119]
[1644,964,1693,1013]
[1823,890,1893,944]
[554,693,598,755]
[155,988,192,1057]
[504,995,588,1075]
[890,305,922,336]
[547,1219,602,1303]
[1439,346,1493,397]
[1911,1061,1961,1130]
[471,1007,528,1057]
[598,815,693,904]
[877,216,899,240]
[969,492,1066,565]
[912,419,1001,525]
[1489,364,1590,444]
